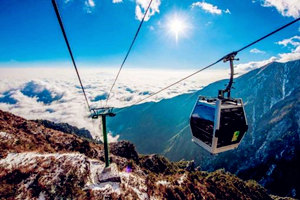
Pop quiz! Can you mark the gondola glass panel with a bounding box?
[216,106,248,148]
[190,102,215,146]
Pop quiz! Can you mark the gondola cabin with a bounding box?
[190,96,248,154]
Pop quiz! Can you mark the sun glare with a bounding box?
[167,14,189,43]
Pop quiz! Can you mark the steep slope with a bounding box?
[107,59,300,198]
[237,88,300,197]
[0,110,286,199]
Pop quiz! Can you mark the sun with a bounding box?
[169,18,185,42]
[167,14,189,43]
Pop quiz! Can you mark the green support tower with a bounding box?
[90,107,115,168]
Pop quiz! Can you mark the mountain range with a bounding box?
[108,59,300,198]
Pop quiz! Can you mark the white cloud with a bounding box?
[277,51,300,62]
[64,0,95,13]
[261,0,300,18]
[191,2,222,15]
[84,0,95,13]
[250,48,266,54]
[276,35,300,62]
[235,56,277,74]
[205,21,213,26]
[135,0,161,21]
[224,9,231,14]
[149,25,155,31]
[88,0,95,7]
[236,35,300,74]
[64,0,160,19]
[277,35,300,47]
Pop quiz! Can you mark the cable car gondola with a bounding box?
[190,53,248,154]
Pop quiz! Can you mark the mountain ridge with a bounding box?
[108,59,300,198]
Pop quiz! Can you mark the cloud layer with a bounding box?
[2,34,299,140]
[0,67,227,142]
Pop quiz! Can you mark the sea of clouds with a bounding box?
[1,38,299,141]
[0,67,229,141]
[1,33,300,142]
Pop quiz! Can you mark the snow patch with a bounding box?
[0,152,87,171]
[120,172,148,199]
[38,192,46,200]
[280,149,285,157]
[282,63,289,99]
[266,164,276,176]
[156,180,170,186]
[88,159,105,185]
[291,188,297,197]
[74,158,122,195]
[177,174,187,185]
[0,131,12,139]
[89,182,121,195]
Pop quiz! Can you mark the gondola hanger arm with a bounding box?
[218,53,239,100]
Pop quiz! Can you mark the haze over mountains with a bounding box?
[108,59,300,198]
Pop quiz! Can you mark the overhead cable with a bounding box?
[115,17,300,113]
[52,0,91,112]
[105,0,154,106]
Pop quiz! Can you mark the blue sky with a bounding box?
[0,0,299,69]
